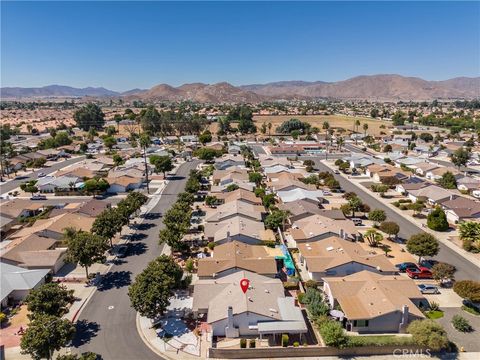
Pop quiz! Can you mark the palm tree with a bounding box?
[355,120,361,145]
[363,123,368,137]
[364,229,383,247]
[322,121,330,159]
[267,122,272,136]
[139,132,151,194]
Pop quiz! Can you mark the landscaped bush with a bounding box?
[430,301,440,311]
[318,320,348,348]
[207,242,215,250]
[451,315,473,332]
[297,293,306,304]
[281,334,289,347]
[249,339,256,348]
[346,335,416,347]
[240,338,247,348]
[304,280,318,289]
[283,282,299,290]
[407,320,449,351]
[427,207,449,231]
[293,341,299,347]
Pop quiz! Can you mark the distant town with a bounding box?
[1,96,479,360]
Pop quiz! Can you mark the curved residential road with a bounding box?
[312,158,479,281]
[73,160,200,360]
[1,155,86,194]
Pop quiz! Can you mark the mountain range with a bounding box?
[2,75,479,102]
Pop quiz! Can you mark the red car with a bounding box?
[406,266,433,279]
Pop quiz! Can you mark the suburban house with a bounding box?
[395,178,429,195]
[36,175,83,193]
[1,262,50,308]
[288,214,359,245]
[192,271,307,338]
[214,189,263,206]
[407,185,455,206]
[0,234,67,273]
[441,196,480,223]
[0,200,43,235]
[205,200,265,223]
[204,216,275,245]
[277,188,324,204]
[106,175,143,193]
[197,241,280,279]
[278,200,345,223]
[365,164,409,183]
[412,162,440,177]
[425,167,461,181]
[323,271,426,333]
[297,236,397,282]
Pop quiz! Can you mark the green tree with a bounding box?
[431,262,456,285]
[226,183,239,192]
[260,122,267,134]
[368,209,386,226]
[56,352,98,360]
[205,195,218,207]
[73,103,105,131]
[20,180,39,195]
[66,231,109,278]
[158,227,183,251]
[83,178,109,198]
[364,228,383,247]
[450,148,470,169]
[151,155,173,178]
[348,196,363,217]
[113,154,124,166]
[20,314,75,360]
[407,320,449,351]
[139,105,161,134]
[248,172,263,186]
[427,207,449,231]
[195,147,221,161]
[91,208,124,247]
[406,233,440,263]
[453,280,480,303]
[262,193,276,209]
[437,171,457,189]
[25,283,74,319]
[198,131,212,145]
[128,255,183,319]
[102,136,116,150]
[265,210,290,230]
[319,320,348,348]
[379,221,400,240]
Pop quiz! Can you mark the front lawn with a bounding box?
[425,310,444,319]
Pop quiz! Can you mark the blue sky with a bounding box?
[1,1,479,91]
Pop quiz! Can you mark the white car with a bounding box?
[31,194,47,200]
[417,284,439,294]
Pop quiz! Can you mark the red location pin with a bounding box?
[240,278,250,294]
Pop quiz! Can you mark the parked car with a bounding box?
[322,190,332,196]
[406,266,433,279]
[395,262,418,273]
[419,259,439,269]
[418,284,439,294]
[30,194,47,200]
[352,218,363,226]
[37,172,46,178]
[334,170,340,174]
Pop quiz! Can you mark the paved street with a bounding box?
[73,160,200,360]
[312,158,478,281]
[0,155,86,194]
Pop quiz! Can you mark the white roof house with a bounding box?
[1,262,49,307]
[277,188,324,203]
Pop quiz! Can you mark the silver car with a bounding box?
[418,284,439,294]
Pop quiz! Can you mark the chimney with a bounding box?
[339,229,344,239]
[399,305,409,332]
[227,231,231,242]
[227,306,234,329]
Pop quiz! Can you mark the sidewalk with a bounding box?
[321,159,480,270]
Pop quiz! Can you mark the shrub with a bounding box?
[453,280,480,303]
[249,339,256,348]
[0,312,6,324]
[297,293,306,304]
[451,315,472,332]
[293,341,299,347]
[407,320,449,351]
[207,242,215,250]
[282,334,289,347]
[305,280,318,289]
[319,320,348,348]
[430,301,440,311]
[283,282,299,290]
[427,207,449,231]
[240,338,247,348]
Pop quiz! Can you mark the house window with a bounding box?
[353,320,369,327]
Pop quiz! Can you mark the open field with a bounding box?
[253,114,391,136]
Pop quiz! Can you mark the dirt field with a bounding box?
[253,115,391,136]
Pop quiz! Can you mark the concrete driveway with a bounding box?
[423,288,463,308]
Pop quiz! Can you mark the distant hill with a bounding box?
[241,75,480,101]
[2,75,479,101]
[127,82,265,103]
[0,85,119,98]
